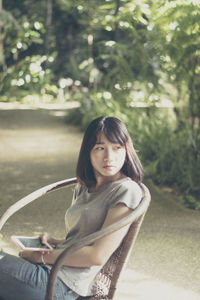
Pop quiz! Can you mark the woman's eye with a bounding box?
[95,147,104,150]
[114,146,122,150]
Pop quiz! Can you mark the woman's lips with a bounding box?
[103,165,115,169]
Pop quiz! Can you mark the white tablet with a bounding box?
[11,235,53,251]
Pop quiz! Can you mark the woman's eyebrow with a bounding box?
[95,141,105,144]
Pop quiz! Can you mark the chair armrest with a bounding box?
[0,177,77,231]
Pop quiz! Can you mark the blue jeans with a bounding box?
[0,252,79,300]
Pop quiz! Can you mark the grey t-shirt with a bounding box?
[56,177,142,297]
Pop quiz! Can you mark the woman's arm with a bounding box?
[20,203,132,267]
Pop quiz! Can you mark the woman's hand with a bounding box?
[40,232,54,246]
[39,232,59,248]
[19,249,62,266]
[19,250,44,264]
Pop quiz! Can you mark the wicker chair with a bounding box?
[0,178,151,300]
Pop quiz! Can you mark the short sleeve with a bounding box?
[109,180,143,210]
[71,183,82,204]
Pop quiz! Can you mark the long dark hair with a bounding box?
[76,116,143,188]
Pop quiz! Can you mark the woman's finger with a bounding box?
[40,232,49,243]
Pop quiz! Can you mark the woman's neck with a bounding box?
[92,172,126,192]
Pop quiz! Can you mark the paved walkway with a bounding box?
[0,106,199,300]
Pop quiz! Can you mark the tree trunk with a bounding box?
[0,0,7,72]
[114,0,120,42]
[45,0,53,58]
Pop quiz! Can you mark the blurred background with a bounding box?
[0,1,200,299]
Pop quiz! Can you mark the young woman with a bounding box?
[0,116,143,300]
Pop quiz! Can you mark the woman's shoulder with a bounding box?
[119,177,142,192]
[109,177,143,209]
[118,177,142,196]
[111,176,141,192]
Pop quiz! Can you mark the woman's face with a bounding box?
[90,132,126,182]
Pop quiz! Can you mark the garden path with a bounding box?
[0,105,199,300]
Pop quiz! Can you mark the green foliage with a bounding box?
[66,89,128,129]
[0,1,48,98]
[152,0,200,126]
[0,54,55,101]
[127,108,200,210]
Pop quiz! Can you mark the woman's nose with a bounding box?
[104,149,113,161]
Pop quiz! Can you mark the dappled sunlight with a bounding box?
[49,110,68,117]
[116,268,200,300]
[0,129,80,163]
[0,106,82,163]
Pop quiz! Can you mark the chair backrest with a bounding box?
[45,183,151,300]
[78,183,151,300]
